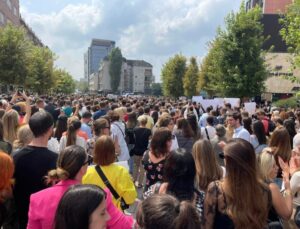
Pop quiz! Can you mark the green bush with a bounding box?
[273,96,298,108]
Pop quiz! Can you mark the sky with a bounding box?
[20,0,241,82]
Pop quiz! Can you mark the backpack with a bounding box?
[125,127,136,145]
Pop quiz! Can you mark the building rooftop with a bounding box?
[90,39,115,47]
[126,59,152,67]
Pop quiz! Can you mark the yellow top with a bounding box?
[82,163,137,210]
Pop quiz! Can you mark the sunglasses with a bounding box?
[83,154,94,165]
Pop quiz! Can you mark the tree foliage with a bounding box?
[198,3,267,98]
[161,54,186,98]
[53,69,76,94]
[76,80,89,93]
[183,57,199,97]
[151,83,162,96]
[109,47,123,92]
[280,0,300,69]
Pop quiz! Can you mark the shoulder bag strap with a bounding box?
[205,127,210,140]
[95,165,120,200]
[112,123,125,138]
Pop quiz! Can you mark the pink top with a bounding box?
[27,179,134,229]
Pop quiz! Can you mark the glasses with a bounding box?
[83,155,93,165]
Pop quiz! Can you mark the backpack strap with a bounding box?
[205,127,210,140]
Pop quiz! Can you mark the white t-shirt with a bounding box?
[201,126,216,141]
[291,171,300,205]
[59,135,86,153]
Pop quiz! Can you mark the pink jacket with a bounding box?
[27,180,134,229]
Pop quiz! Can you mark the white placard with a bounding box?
[214,98,225,108]
[200,99,218,110]
[244,102,256,115]
[192,96,203,104]
[224,98,240,108]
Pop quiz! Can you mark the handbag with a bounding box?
[95,165,129,211]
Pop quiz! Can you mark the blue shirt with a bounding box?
[81,123,92,139]
[233,126,250,142]
[93,109,107,120]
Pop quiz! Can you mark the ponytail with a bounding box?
[45,167,70,185]
[66,120,81,146]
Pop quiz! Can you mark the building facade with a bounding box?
[0,0,19,26]
[89,58,154,94]
[84,39,115,83]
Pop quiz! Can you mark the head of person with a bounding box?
[150,128,172,158]
[206,116,214,127]
[192,139,222,191]
[176,118,194,139]
[215,124,226,138]
[2,109,19,144]
[29,111,54,139]
[136,194,200,229]
[66,116,82,146]
[258,147,278,182]
[81,112,92,124]
[269,126,291,162]
[139,116,148,127]
[54,184,110,229]
[256,109,266,121]
[93,118,110,137]
[242,117,252,135]
[13,124,34,150]
[54,115,68,140]
[109,110,120,123]
[158,115,174,132]
[163,148,196,201]
[252,121,267,145]
[226,112,242,129]
[283,118,296,139]
[0,151,14,201]
[36,98,45,109]
[47,145,89,185]
[127,112,137,128]
[223,138,269,228]
[114,107,126,121]
[186,113,199,138]
[93,135,116,166]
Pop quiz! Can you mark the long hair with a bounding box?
[252,121,267,145]
[269,126,291,163]
[150,128,172,158]
[2,110,19,144]
[223,139,269,229]
[192,139,223,191]
[163,148,195,201]
[0,152,14,202]
[258,147,276,182]
[176,118,194,138]
[54,184,106,229]
[13,125,34,150]
[54,115,68,141]
[186,113,201,140]
[66,117,81,147]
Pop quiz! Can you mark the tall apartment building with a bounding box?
[84,39,115,83]
[246,0,299,101]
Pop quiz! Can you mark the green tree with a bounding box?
[27,46,56,94]
[161,54,186,97]
[280,0,300,69]
[183,57,199,97]
[151,83,162,96]
[76,80,89,93]
[0,24,32,86]
[109,47,123,92]
[53,69,76,94]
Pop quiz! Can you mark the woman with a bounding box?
[250,120,268,154]
[284,118,296,148]
[210,124,227,166]
[59,118,86,152]
[136,194,201,229]
[192,139,223,192]
[202,139,271,229]
[2,110,19,145]
[142,127,172,192]
[144,148,205,218]
[187,113,201,140]
[83,135,137,211]
[242,117,253,135]
[0,120,12,155]
[53,184,110,229]
[12,124,34,152]
[27,145,134,229]
[53,115,68,142]
[157,115,178,151]
[258,147,293,224]
[0,152,14,227]
[174,118,195,153]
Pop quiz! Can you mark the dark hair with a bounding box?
[29,111,54,137]
[206,116,214,126]
[186,113,200,139]
[93,118,109,136]
[66,119,81,147]
[252,121,267,145]
[54,115,68,141]
[227,111,242,124]
[150,128,172,158]
[164,148,196,201]
[242,117,252,135]
[93,135,116,165]
[0,120,3,140]
[54,184,106,229]
[136,194,201,229]
[176,118,194,138]
[284,118,296,148]
[82,112,92,119]
[144,106,150,114]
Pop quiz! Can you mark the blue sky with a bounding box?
[20,0,241,81]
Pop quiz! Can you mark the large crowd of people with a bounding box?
[0,91,300,228]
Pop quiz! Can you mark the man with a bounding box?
[137,106,154,130]
[93,101,107,120]
[13,112,58,229]
[201,115,216,140]
[227,111,250,142]
[81,111,92,139]
[36,98,45,111]
[257,109,275,135]
[44,97,60,122]
[198,106,213,128]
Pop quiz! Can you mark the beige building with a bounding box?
[90,58,154,94]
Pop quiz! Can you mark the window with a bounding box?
[13,7,17,16]
[6,0,12,10]
[0,12,4,24]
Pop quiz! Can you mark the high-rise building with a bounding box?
[84,39,115,82]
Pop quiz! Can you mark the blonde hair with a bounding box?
[258,147,276,181]
[2,110,19,144]
[13,125,34,150]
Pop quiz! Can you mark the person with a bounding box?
[27,145,134,229]
[187,113,201,140]
[199,106,213,128]
[174,118,195,153]
[13,111,58,229]
[59,118,86,152]
[192,139,223,192]
[257,109,275,136]
[0,120,12,155]
[2,110,19,145]
[132,116,152,188]
[142,128,172,192]
[250,120,267,154]
[80,111,92,139]
[202,139,270,229]
[258,147,293,224]
[136,194,201,229]
[12,124,34,153]
[53,115,68,142]
[226,111,250,142]
[93,101,107,120]
[210,124,227,166]
[82,135,137,210]
[144,148,205,218]
[284,118,297,148]
[0,152,14,228]
[137,106,154,130]
[201,116,216,141]
[156,115,178,151]
[53,184,110,229]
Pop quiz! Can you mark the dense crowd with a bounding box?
[0,91,300,229]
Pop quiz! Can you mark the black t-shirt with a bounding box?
[133,127,152,156]
[13,146,57,229]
